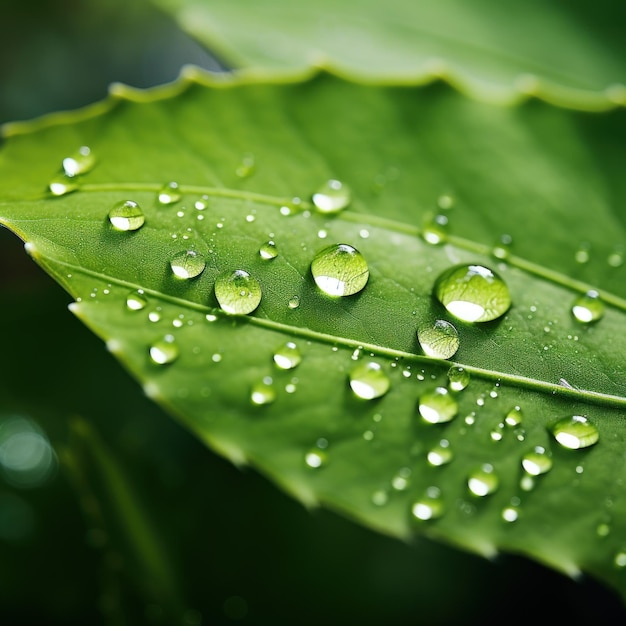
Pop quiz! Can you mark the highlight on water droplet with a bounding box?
[48,175,79,196]
[447,366,470,391]
[251,377,276,405]
[273,342,302,370]
[411,487,444,521]
[548,415,599,450]
[310,244,369,297]
[158,181,181,205]
[170,250,206,279]
[259,240,278,260]
[149,334,178,365]
[433,264,511,323]
[349,361,390,400]
[421,214,449,245]
[417,319,459,359]
[571,290,604,324]
[521,446,552,476]
[108,200,145,231]
[467,463,499,497]
[418,387,458,424]
[62,145,96,177]
[126,290,147,311]
[311,179,351,213]
[214,269,262,315]
[427,439,453,466]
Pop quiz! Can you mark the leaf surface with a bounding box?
[153,0,626,110]
[1,70,626,598]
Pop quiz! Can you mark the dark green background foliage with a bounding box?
[1,1,625,624]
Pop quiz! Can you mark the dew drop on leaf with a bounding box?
[170,250,206,279]
[62,146,95,177]
[259,240,278,260]
[427,439,454,466]
[288,295,300,309]
[571,290,604,323]
[505,405,523,427]
[149,335,178,365]
[447,366,470,391]
[418,387,458,424]
[304,449,327,469]
[411,487,445,521]
[126,290,147,311]
[310,244,369,297]
[273,342,302,370]
[214,270,262,315]
[521,446,553,476]
[417,319,459,359]
[433,264,511,323]
[501,506,520,523]
[194,195,209,210]
[548,415,599,450]
[235,153,255,178]
[250,378,276,406]
[158,181,181,205]
[421,214,449,245]
[48,175,79,196]
[492,234,513,260]
[467,464,499,497]
[311,179,351,213]
[349,361,390,400]
[108,200,145,232]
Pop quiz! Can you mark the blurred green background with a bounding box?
[1,0,625,624]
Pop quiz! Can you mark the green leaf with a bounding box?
[152,0,626,110]
[1,70,626,600]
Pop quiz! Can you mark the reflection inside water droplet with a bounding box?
[312,179,351,213]
[311,244,369,297]
[349,361,390,400]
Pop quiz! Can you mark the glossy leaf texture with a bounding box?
[152,0,626,110]
[1,70,626,599]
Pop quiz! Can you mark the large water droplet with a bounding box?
[468,464,499,496]
[215,270,262,315]
[273,342,302,370]
[108,200,145,231]
[62,146,95,177]
[411,487,445,520]
[549,415,599,450]
[521,446,552,476]
[312,179,351,213]
[571,290,604,323]
[251,378,276,405]
[447,366,470,391]
[149,335,178,364]
[259,241,278,260]
[170,250,206,279]
[418,387,458,424]
[349,361,390,400]
[126,290,147,311]
[310,244,369,297]
[158,182,181,205]
[417,319,459,359]
[433,264,511,323]
[48,175,78,196]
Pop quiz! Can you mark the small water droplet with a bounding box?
[501,506,520,523]
[287,295,300,309]
[349,361,390,400]
[417,319,459,359]
[312,179,351,213]
[215,270,262,315]
[148,311,161,323]
[251,378,276,405]
[310,244,369,297]
[427,439,453,466]
[149,335,178,364]
[235,153,255,178]
[433,264,511,323]
[505,405,523,427]
[608,250,624,268]
[359,229,370,239]
[48,175,78,196]
[62,146,95,177]
[194,195,209,210]
[447,366,470,391]
[108,200,145,231]
[371,490,388,506]
[391,467,411,491]
[259,240,278,260]
[614,551,626,569]
[468,464,499,497]
[273,342,302,370]
[418,387,458,424]
[437,194,454,210]
[158,182,181,205]
[411,487,444,520]
[549,415,599,450]
[571,290,604,323]
[170,250,206,279]
[492,234,513,260]
[421,214,448,245]
[126,290,147,311]
[305,449,327,469]
[575,242,591,264]
[521,446,552,476]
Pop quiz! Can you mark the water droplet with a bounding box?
[421,214,449,245]
[48,175,78,196]
[492,234,513,260]
[417,319,459,359]
[235,153,255,178]
[148,311,161,323]
[170,250,206,279]
[273,342,302,370]
[312,179,351,213]
[614,551,626,569]
[501,506,520,523]
[62,146,95,177]
[194,195,209,210]
[608,250,624,268]
[571,290,604,323]
[575,242,591,264]
[371,490,389,506]
[288,295,300,309]
[468,464,499,497]
[126,290,147,311]
[305,449,327,469]
[259,240,278,260]
[549,415,599,450]
[215,270,262,315]
[310,244,369,297]
[433,264,511,323]
[447,366,470,391]
[437,194,454,210]
[505,405,523,427]
[411,487,445,520]
[521,446,552,476]
[251,378,276,405]
[349,361,390,400]
[418,387,458,424]
[149,335,178,364]
[158,181,181,205]
[108,200,145,231]
[391,467,411,491]
[427,439,453,466]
